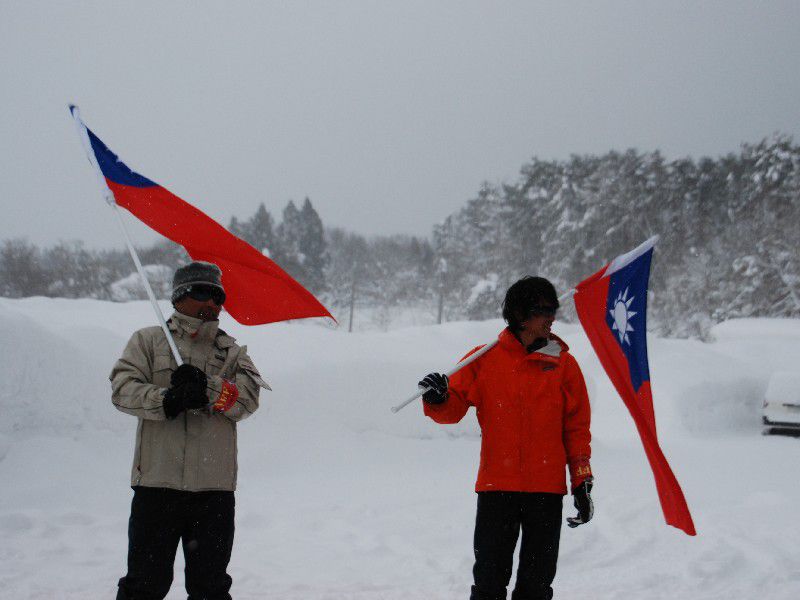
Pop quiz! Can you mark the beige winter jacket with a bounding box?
[110,311,267,492]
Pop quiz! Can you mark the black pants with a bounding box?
[116,487,235,600]
[470,492,563,600]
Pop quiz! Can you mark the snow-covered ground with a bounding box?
[1,297,799,599]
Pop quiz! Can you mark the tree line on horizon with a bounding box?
[1,134,798,337]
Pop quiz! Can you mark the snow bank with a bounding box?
[0,295,787,443]
[765,372,800,405]
[648,338,765,436]
[0,306,125,436]
[709,317,800,341]
[326,303,440,332]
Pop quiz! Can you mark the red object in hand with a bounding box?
[213,380,239,413]
[72,107,333,326]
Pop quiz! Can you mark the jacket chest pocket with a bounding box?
[522,365,561,407]
[152,354,175,388]
[205,350,229,377]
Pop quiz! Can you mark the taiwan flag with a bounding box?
[69,105,333,326]
[573,237,696,536]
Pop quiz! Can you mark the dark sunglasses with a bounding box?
[186,285,226,305]
[527,305,558,318]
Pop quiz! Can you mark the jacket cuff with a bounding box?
[568,456,592,491]
[213,380,239,413]
[207,375,239,413]
[162,388,182,419]
[422,397,448,415]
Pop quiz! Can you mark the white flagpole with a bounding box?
[390,339,498,413]
[391,288,576,413]
[69,105,183,366]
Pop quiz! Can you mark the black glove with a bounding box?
[172,364,208,410]
[171,364,208,389]
[163,365,209,418]
[418,372,448,405]
[567,479,594,528]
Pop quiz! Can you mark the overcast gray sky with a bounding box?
[1,1,799,249]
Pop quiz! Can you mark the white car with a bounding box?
[763,371,800,434]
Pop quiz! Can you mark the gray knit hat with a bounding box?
[171,261,225,304]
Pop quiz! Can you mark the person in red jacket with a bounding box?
[419,276,593,600]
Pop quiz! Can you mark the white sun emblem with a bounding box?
[610,287,637,345]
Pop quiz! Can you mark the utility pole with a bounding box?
[348,280,356,333]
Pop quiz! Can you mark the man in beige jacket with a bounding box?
[111,261,268,600]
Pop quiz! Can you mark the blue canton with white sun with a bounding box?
[604,249,653,392]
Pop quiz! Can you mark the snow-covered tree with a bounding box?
[298,198,327,294]
[274,200,305,283]
[0,238,48,297]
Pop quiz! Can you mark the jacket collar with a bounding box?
[167,312,237,348]
[497,327,568,360]
[168,311,220,345]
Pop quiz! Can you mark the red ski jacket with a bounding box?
[423,328,592,495]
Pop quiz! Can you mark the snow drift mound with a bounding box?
[710,317,800,342]
[3,296,797,445]
[672,376,764,435]
[650,336,779,437]
[0,307,125,436]
[109,264,172,301]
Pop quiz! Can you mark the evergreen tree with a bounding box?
[229,204,276,257]
[298,197,327,294]
[228,215,246,241]
[275,200,305,282]
[248,203,277,257]
[324,228,373,330]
